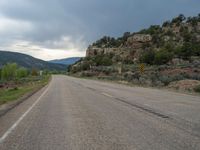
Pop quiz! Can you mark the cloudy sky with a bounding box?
[0,0,199,60]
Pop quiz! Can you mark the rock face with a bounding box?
[86,46,119,57]
[86,34,152,59]
[127,34,152,43]
[197,22,200,31]
[126,34,152,48]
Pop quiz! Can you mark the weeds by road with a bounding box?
[0,75,50,105]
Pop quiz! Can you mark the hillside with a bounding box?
[69,14,200,93]
[49,57,81,65]
[0,51,67,71]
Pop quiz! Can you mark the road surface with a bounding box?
[0,75,200,150]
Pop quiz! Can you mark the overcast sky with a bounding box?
[0,0,199,60]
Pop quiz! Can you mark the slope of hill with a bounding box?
[0,51,67,71]
[49,57,81,65]
[69,14,200,93]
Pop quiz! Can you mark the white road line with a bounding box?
[102,92,113,98]
[0,84,50,144]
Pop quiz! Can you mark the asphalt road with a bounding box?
[0,75,200,150]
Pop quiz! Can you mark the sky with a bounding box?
[0,0,199,60]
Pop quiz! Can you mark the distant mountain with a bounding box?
[0,51,67,71]
[49,57,81,65]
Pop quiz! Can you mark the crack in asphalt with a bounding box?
[84,85,170,119]
[114,97,170,119]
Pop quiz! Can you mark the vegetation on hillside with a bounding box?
[69,14,200,93]
[92,32,131,48]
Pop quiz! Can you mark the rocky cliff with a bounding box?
[70,13,200,72]
[86,34,153,63]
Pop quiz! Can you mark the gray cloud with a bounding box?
[0,0,199,60]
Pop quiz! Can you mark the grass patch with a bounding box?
[0,75,50,105]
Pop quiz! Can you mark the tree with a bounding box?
[81,61,91,70]
[139,50,155,65]
[101,56,112,66]
[16,67,28,78]
[164,42,175,52]
[187,16,198,26]
[192,44,200,56]
[31,68,38,76]
[178,14,186,22]
[172,14,186,24]
[154,50,173,65]
[162,21,171,27]
[175,42,192,60]
[94,55,112,66]
[120,32,131,44]
[1,63,17,81]
[139,25,161,35]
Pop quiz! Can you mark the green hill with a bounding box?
[0,51,67,71]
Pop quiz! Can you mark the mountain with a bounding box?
[49,57,81,65]
[0,51,67,71]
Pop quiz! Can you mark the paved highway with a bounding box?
[0,75,200,150]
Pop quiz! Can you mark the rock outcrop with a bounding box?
[86,34,152,60]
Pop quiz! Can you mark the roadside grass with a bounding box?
[0,75,50,105]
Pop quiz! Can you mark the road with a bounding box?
[0,75,200,150]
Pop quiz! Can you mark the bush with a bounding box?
[94,55,112,66]
[154,50,173,65]
[159,76,172,86]
[139,25,161,35]
[81,61,90,70]
[101,56,112,66]
[175,42,192,59]
[194,85,200,93]
[31,68,38,76]
[1,63,17,81]
[139,50,155,65]
[16,67,28,78]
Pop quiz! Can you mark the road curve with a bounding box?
[0,75,200,150]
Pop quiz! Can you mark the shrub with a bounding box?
[159,76,172,86]
[139,50,155,65]
[31,68,38,76]
[101,56,112,66]
[154,50,173,65]
[16,67,28,78]
[194,85,200,93]
[94,55,112,66]
[139,25,161,35]
[171,14,186,24]
[1,63,17,81]
[175,42,192,59]
[162,21,171,27]
[81,61,90,70]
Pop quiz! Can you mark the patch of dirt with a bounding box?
[0,82,19,89]
[161,68,200,76]
[168,80,200,91]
